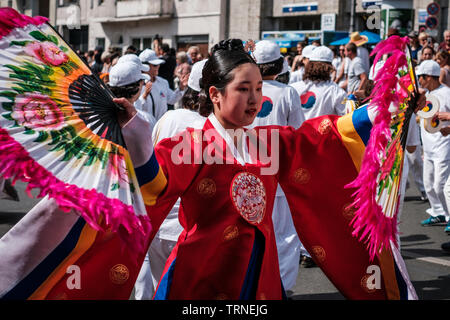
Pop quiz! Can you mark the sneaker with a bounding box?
[420,191,428,202]
[421,215,446,226]
[300,255,317,268]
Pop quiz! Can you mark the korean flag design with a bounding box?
[300,91,316,109]
[257,96,273,118]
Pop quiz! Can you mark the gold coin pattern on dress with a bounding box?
[360,274,377,294]
[292,168,311,184]
[109,264,129,285]
[318,118,332,135]
[222,225,239,242]
[197,178,216,198]
[343,203,356,221]
[311,246,326,263]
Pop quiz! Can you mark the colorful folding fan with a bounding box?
[347,37,421,260]
[0,8,150,247]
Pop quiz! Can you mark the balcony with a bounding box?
[116,0,174,18]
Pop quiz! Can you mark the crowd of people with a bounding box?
[1,25,449,299]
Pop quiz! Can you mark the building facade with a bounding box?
[2,0,449,54]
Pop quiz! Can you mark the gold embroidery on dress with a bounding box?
[109,264,129,285]
[318,118,332,135]
[223,225,239,241]
[311,246,326,263]
[197,178,216,198]
[292,168,311,184]
[343,203,356,221]
[361,274,377,293]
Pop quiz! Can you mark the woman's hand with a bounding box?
[114,98,137,128]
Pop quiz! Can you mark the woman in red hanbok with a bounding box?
[114,39,417,300]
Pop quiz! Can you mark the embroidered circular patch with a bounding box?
[109,264,129,285]
[230,172,266,225]
[197,178,216,198]
[311,246,326,263]
[292,168,311,184]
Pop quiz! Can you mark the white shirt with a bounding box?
[135,76,185,122]
[289,67,304,84]
[420,85,450,160]
[249,80,305,129]
[290,80,347,120]
[151,109,206,241]
[357,46,370,74]
[347,56,366,93]
[249,80,305,196]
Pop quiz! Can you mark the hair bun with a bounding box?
[212,39,244,54]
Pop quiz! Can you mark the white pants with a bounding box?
[423,157,450,220]
[444,175,450,218]
[406,144,425,193]
[134,237,177,300]
[272,195,301,291]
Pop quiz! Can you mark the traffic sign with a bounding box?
[427,2,440,16]
[425,15,438,30]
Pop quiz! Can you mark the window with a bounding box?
[95,37,105,50]
[131,38,141,50]
[143,38,153,50]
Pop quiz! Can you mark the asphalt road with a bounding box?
[0,180,449,300]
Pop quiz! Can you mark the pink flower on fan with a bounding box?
[24,41,69,66]
[12,93,64,130]
[108,152,130,187]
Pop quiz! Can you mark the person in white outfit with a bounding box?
[290,46,347,266]
[435,112,450,233]
[289,45,316,84]
[416,60,450,228]
[397,113,421,247]
[113,54,157,128]
[135,49,188,121]
[249,40,305,292]
[290,46,347,120]
[134,60,207,300]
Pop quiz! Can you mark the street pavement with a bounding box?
[0,179,449,300]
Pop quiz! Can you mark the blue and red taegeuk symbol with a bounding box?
[300,91,316,109]
[257,96,273,118]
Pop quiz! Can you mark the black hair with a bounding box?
[181,87,204,113]
[303,61,334,82]
[275,71,290,84]
[258,57,284,77]
[345,42,357,54]
[108,80,142,99]
[198,39,257,116]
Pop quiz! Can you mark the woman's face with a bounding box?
[422,48,433,61]
[210,63,262,130]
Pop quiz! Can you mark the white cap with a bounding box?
[302,45,316,59]
[253,40,282,64]
[188,59,208,92]
[309,46,333,63]
[116,54,149,72]
[139,49,165,65]
[280,59,290,74]
[416,60,441,77]
[108,62,150,87]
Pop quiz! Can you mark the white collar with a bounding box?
[207,113,254,165]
